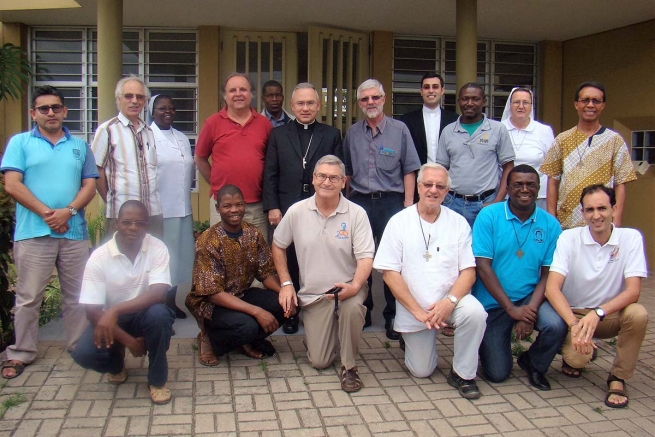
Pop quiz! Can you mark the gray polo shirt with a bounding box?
[436,114,515,195]
[273,193,375,306]
[343,115,421,194]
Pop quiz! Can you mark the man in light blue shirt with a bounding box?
[472,164,566,390]
[1,86,98,379]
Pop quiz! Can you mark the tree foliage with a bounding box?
[0,43,30,102]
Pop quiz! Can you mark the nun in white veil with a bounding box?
[148,94,195,319]
[501,88,555,210]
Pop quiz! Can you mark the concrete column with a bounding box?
[97,0,123,124]
[456,0,477,98]
[538,41,563,134]
[371,31,393,115]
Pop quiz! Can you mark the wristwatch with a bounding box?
[445,294,459,305]
[68,206,78,216]
[594,307,606,321]
[280,280,294,288]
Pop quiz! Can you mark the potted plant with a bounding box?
[193,220,210,240]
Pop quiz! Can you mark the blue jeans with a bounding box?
[442,191,496,228]
[479,295,567,382]
[72,303,174,387]
[349,191,404,321]
[205,288,285,356]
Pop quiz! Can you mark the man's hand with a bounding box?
[278,284,298,318]
[128,337,147,357]
[43,208,71,231]
[514,320,534,341]
[425,298,455,330]
[253,308,279,333]
[507,304,537,324]
[268,209,282,226]
[93,308,119,348]
[327,282,361,301]
[570,313,599,355]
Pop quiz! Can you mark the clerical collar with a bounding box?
[422,105,441,114]
[295,119,316,130]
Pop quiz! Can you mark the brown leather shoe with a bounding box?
[340,366,363,393]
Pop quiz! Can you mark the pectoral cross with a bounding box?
[423,251,432,262]
[302,157,306,169]
[516,249,524,259]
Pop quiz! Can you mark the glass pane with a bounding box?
[236,41,246,72]
[395,39,436,49]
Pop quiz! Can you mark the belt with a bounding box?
[302,184,311,193]
[448,189,495,202]
[355,191,402,200]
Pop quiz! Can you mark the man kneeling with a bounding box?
[73,200,174,405]
[186,185,285,363]
[545,185,648,408]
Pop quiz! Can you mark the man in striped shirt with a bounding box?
[92,75,163,239]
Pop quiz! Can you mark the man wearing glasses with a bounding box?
[472,165,566,391]
[72,200,175,405]
[272,155,374,393]
[92,75,163,239]
[343,79,421,340]
[436,83,515,228]
[260,80,294,127]
[374,163,487,399]
[1,85,98,379]
[540,81,636,229]
[263,82,343,334]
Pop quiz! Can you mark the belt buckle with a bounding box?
[464,194,477,201]
[371,192,382,200]
[302,184,310,193]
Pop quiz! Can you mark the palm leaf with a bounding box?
[0,43,31,102]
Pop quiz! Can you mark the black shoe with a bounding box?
[173,305,187,319]
[385,319,400,340]
[364,311,372,328]
[283,315,299,334]
[517,351,551,391]
[447,368,481,399]
[399,336,405,351]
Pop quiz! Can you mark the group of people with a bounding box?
[0,71,647,410]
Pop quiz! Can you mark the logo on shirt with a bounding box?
[335,223,349,240]
[608,246,620,263]
[478,133,489,144]
[72,148,81,160]
[533,228,545,244]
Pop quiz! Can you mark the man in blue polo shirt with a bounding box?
[472,164,566,390]
[1,85,98,379]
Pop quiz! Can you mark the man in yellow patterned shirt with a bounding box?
[541,81,636,229]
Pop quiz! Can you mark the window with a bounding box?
[30,27,199,191]
[392,36,537,120]
[632,130,655,164]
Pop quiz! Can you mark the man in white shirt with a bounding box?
[545,184,648,409]
[373,163,487,399]
[72,200,175,405]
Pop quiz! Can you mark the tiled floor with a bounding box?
[0,274,653,436]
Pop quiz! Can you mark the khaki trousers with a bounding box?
[301,284,368,371]
[562,304,648,379]
[8,237,89,363]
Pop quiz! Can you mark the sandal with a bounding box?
[340,366,363,393]
[605,374,629,409]
[107,367,128,385]
[561,360,581,378]
[251,339,277,357]
[149,384,172,405]
[197,333,219,367]
[442,325,455,337]
[239,344,265,359]
[1,361,25,379]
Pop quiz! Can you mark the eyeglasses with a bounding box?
[120,219,148,228]
[264,93,283,99]
[358,95,383,103]
[35,104,64,114]
[293,101,318,108]
[511,100,532,107]
[577,98,604,105]
[509,182,539,190]
[314,173,343,184]
[154,106,176,112]
[122,93,146,102]
[420,182,448,191]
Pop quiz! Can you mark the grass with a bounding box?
[258,360,268,372]
[608,337,617,347]
[0,391,25,419]
[384,341,390,349]
[593,406,604,415]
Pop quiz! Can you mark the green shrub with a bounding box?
[0,175,16,345]
[39,278,62,327]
